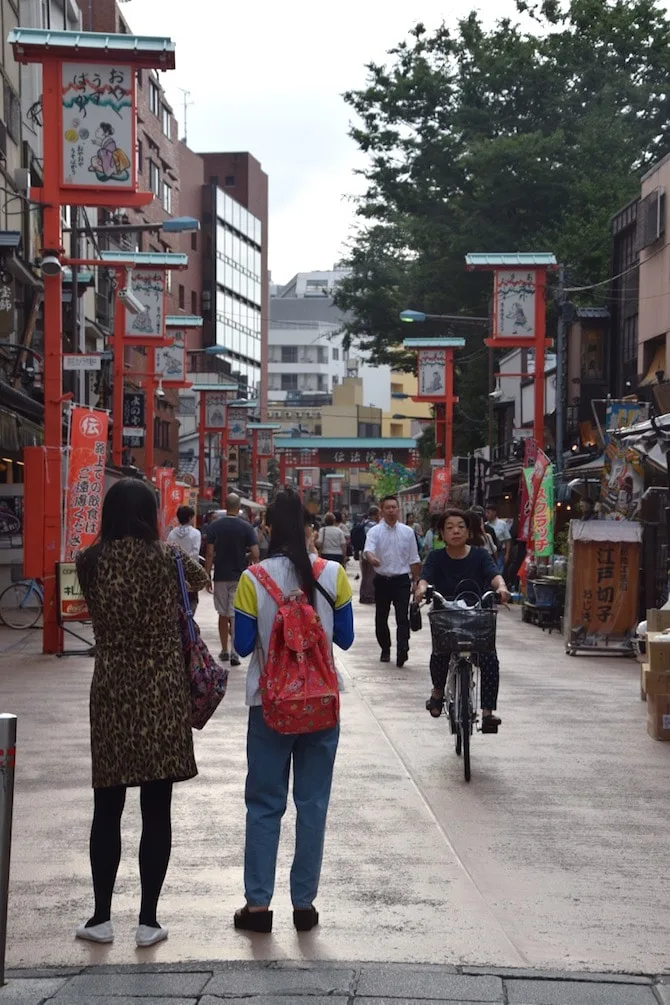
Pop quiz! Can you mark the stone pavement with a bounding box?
[2,961,670,1004]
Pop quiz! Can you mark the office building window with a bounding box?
[162,181,172,214]
[191,291,198,315]
[153,418,170,449]
[225,175,235,187]
[317,347,327,364]
[358,422,381,438]
[149,160,160,196]
[317,374,326,391]
[332,347,339,360]
[191,232,198,251]
[281,373,298,390]
[178,285,185,310]
[281,345,298,364]
[4,85,20,142]
[149,79,160,116]
[161,105,171,137]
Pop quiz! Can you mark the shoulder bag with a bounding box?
[173,550,229,729]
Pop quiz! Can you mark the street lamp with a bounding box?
[400,309,489,325]
[63,215,200,236]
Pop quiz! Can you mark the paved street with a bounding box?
[2,578,670,994]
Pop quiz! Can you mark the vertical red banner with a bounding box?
[156,467,177,537]
[64,408,109,561]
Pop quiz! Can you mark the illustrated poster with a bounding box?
[62,62,134,188]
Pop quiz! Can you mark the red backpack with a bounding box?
[248,558,340,735]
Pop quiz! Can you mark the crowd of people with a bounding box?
[72,482,514,947]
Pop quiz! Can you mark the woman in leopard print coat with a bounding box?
[74,478,210,948]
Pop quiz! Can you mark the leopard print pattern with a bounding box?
[78,539,209,789]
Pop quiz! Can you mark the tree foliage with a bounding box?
[335,0,670,451]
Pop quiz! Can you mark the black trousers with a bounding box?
[374,574,411,655]
[430,651,500,710]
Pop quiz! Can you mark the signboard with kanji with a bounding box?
[123,391,145,440]
[494,270,537,338]
[62,62,134,189]
[278,446,420,469]
[64,408,109,560]
[228,407,248,444]
[256,430,274,458]
[418,348,446,398]
[57,562,90,623]
[125,271,165,338]
[156,333,186,383]
[203,392,227,431]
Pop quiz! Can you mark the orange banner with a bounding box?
[64,408,109,561]
[430,466,450,510]
[156,467,180,537]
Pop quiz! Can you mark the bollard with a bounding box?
[0,714,17,987]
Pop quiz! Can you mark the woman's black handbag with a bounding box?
[409,601,422,633]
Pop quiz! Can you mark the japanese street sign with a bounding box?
[228,406,248,444]
[156,333,186,384]
[62,62,134,189]
[494,270,537,338]
[203,392,227,431]
[256,429,274,458]
[64,407,109,560]
[125,270,165,339]
[63,354,101,371]
[123,391,145,440]
[418,348,446,398]
[278,446,420,469]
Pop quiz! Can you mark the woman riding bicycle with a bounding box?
[414,508,510,733]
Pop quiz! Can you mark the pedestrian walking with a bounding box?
[363,495,421,667]
[205,493,259,666]
[74,478,210,948]
[316,512,347,564]
[334,510,352,560]
[354,505,380,604]
[167,505,203,612]
[232,489,354,933]
[485,503,512,573]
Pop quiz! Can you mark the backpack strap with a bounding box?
[248,564,287,607]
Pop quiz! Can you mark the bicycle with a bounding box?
[424,585,498,783]
[0,577,44,629]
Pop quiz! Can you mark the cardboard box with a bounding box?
[647,609,670,632]
[647,694,670,740]
[647,636,670,673]
[644,667,670,697]
[641,662,648,701]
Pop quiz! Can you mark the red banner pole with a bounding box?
[198,393,206,492]
[41,60,64,654]
[145,351,156,480]
[533,268,547,450]
[444,349,456,495]
[251,429,258,502]
[112,269,125,466]
[328,483,334,513]
[220,425,228,501]
[279,452,287,489]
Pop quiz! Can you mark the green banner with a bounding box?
[524,464,554,557]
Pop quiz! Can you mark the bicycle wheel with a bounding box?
[459,658,472,782]
[0,581,42,629]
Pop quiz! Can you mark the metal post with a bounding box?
[555,264,566,475]
[533,269,547,450]
[145,363,155,480]
[279,452,287,489]
[220,427,228,502]
[0,713,17,986]
[112,270,125,467]
[444,348,455,497]
[198,392,206,494]
[251,429,258,503]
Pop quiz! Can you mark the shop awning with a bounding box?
[640,344,666,386]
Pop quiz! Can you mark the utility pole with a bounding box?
[555,264,566,475]
[178,88,193,144]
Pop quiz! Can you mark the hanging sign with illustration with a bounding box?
[417,348,446,398]
[494,270,537,338]
[228,407,248,444]
[156,332,186,384]
[62,62,134,189]
[203,392,227,431]
[256,430,274,458]
[125,270,165,338]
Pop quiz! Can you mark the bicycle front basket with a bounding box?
[428,605,497,654]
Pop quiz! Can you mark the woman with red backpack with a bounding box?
[233,489,354,933]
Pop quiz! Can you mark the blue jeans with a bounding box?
[244,705,340,909]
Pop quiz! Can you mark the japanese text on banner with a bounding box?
[64,408,109,561]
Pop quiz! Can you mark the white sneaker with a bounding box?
[75,920,114,944]
[136,924,169,947]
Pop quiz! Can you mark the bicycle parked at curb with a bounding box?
[422,585,498,782]
[0,577,44,629]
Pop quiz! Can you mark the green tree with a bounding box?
[335,0,670,452]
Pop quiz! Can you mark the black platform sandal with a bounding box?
[425,693,444,718]
[293,906,319,932]
[234,906,273,933]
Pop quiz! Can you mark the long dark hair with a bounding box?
[466,509,487,547]
[77,478,159,588]
[267,488,316,605]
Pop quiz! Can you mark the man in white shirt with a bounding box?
[364,495,421,667]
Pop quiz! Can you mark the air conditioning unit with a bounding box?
[638,188,665,249]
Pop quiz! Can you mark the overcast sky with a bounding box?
[123,0,515,285]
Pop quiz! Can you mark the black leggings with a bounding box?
[89,779,173,928]
[430,651,500,710]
